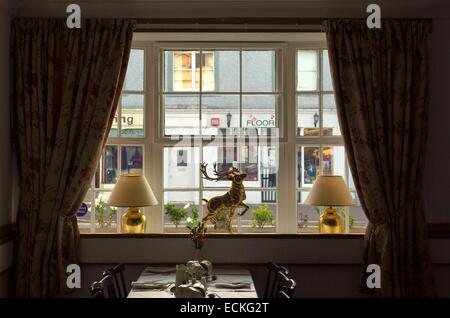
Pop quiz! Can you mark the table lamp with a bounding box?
[305,175,354,234]
[107,173,158,233]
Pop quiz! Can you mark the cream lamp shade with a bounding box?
[107,173,158,207]
[305,175,354,206]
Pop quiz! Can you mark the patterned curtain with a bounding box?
[324,19,435,297]
[11,18,136,297]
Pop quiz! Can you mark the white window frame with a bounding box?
[81,33,364,235]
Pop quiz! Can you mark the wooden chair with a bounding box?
[263,262,290,298]
[275,271,296,298]
[89,275,117,298]
[277,290,291,298]
[103,263,128,298]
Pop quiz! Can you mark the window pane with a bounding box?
[164,191,199,232]
[202,190,237,232]
[201,95,239,135]
[322,146,345,176]
[322,94,340,136]
[164,147,200,189]
[121,94,144,137]
[101,145,118,189]
[164,94,200,135]
[77,191,93,232]
[201,51,215,91]
[242,50,276,92]
[123,49,144,91]
[207,50,239,92]
[349,192,368,233]
[348,167,355,189]
[297,191,319,233]
[202,146,239,188]
[297,94,319,136]
[242,95,277,132]
[110,109,119,137]
[297,146,320,187]
[121,146,143,174]
[297,50,318,91]
[94,192,118,232]
[164,50,195,92]
[202,146,277,188]
[201,190,277,233]
[242,191,277,233]
[322,49,333,91]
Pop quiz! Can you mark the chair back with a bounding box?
[89,275,117,298]
[103,263,127,298]
[263,262,289,298]
[276,271,296,298]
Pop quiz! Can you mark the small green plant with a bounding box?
[95,192,117,228]
[164,203,187,228]
[349,213,355,229]
[249,204,274,228]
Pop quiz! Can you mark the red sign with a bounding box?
[211,118,220,126]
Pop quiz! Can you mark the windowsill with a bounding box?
[79,232,365,239]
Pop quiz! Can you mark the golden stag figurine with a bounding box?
[200,162,249,233]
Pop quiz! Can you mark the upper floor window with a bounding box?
[161,47,280,137]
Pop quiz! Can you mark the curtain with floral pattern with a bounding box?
[324,19,435,297]
[11,18,136,297]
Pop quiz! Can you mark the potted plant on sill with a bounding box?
[164,202,188,228]
[249,204,274,230]
[95,192,117,229]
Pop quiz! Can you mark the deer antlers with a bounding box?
[200,162,232,181]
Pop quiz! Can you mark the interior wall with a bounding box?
[424,18,450,223]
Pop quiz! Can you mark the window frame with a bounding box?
[80,36,365,235]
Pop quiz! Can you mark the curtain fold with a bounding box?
[11,18,136,297]
[323,19,435,297]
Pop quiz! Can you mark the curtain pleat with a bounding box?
[11,18,136,297]
[323,19,435,297]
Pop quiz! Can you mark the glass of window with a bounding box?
[239,191,277,233]
[297,94,320,136]
[242,95,278,134]
[163,191,199,233]
[120,146,144,174]
[164,147,200,189]
[204,50,240,92]
[297,50,318,91]
[322,49,333,91]
[322,94,340,136]
[201,95,239,135]
[297,146,320,187]
[101,145,118,189]
[163,94,200,136]
[94,191,118,232]
[77,190,93,232]
[123,49,144,91]
[242,50,276,92]
[121,94,144,137]
[297,191,319,233]
[322,146,345,176]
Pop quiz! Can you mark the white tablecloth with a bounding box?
[127,267,258,298]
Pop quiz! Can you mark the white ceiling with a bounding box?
[12,0,450,18]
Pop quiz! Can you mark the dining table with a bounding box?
[127,266,258,298]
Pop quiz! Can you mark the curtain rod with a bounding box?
[133,17,432,33]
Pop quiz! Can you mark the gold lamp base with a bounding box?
[121,207,146,233]
[319,206,343,234]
